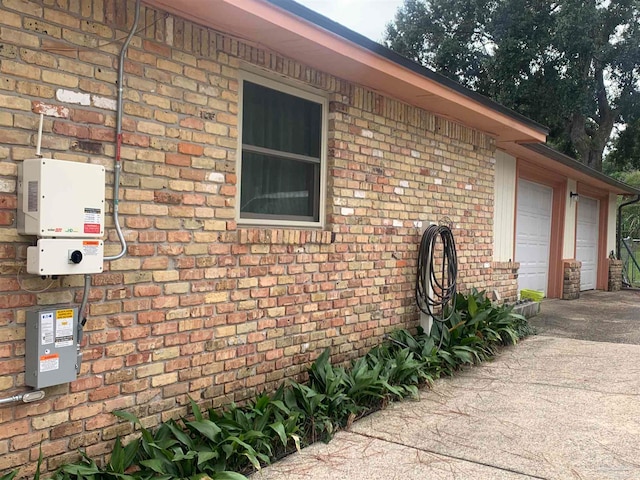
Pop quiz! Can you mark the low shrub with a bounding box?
[5,290,530,480]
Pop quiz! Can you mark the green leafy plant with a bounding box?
[207,391,301,469]
[284,381,335,443]
[306,349,359,427]
[39,289,531,480]
[428,289,527,372]
[53,447,139,480]
[367,346,427,399]
[343,357,390,408]
[110,409,250,480]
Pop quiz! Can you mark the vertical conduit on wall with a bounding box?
[78,0,141,327]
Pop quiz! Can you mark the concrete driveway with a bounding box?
[530,290,640,344]
[252,290,640,480]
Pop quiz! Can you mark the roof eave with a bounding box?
[143,0,548,143]
[521,143,640,196]
[266,0,549,136]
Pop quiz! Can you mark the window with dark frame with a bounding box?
[240,79,323,223]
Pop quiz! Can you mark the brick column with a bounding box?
[491,261,519,303]
[608,259,623,291]
[562,260,581,300]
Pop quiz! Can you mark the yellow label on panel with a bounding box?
[56,309,74,319]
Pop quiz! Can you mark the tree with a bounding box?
[603,169,640,240]
[385,0,640,171]
[608,119,640,172]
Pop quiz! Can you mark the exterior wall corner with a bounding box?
[490,261,519,303]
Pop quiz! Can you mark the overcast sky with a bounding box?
[295,0,405,41]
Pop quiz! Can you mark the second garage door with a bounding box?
[515,179,553,295]
[576,197,599,291]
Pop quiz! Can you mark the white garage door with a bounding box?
[515,179,553,295]
[576,196,599,291]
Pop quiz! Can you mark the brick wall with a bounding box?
[491,261,519,303]
[562,260,581,300]
[608,259,623,292]
[0,0,495,474]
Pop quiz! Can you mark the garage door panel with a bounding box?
[576,197,599,291]
[515,180,552,295]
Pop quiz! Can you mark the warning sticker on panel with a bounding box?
[83,241,100,256]
[84,207,102,234]
[56,309,73,319]
[55,310,74,348]
[40,354,59,372]
[40,312,54,346]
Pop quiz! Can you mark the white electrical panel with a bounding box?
[27,239,104,275]
[18,158,105,238]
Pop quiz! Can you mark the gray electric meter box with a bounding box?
[25,307,79,388]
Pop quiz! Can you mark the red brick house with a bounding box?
[0,0,637,474]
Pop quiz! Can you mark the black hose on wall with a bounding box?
[415,224,458,325]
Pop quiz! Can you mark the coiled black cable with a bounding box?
[415,224,458,324]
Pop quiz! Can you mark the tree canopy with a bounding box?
[384,0,640,171]
[608,119,640,171]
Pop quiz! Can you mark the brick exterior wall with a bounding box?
[491,261,519,303]
[0,0,496,474]
[562,260,581,300]
[608,259,623,291]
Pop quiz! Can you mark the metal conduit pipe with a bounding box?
[78,0,141,322]
[617,195,640,260]
[105,0,141,262]
[0,390,45,405]
[78,273,91,330]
